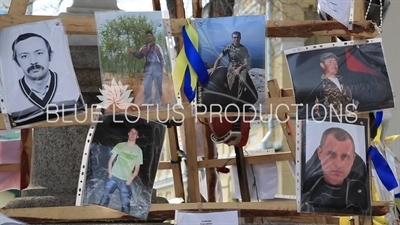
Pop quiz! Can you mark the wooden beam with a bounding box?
[0,164,20,172]
[0,201,390,223]
[267,80,296,160]
[0,15,379,38]
[20,128,33,190]
[7,0,29,15]
[202,123,217,202]
[157,152,294,170]
[152,0,161,11]
[184,118,201,203]
[192,0,202,18]
[234,146,253,223]
[167,127,185,200]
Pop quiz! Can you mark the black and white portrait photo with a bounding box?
[0,18,85,127]
[79,114,166,220]
[298,118,371,215]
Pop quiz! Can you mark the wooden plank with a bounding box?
[266,97,297,114]
[8,0,29,15]
[267,80,296,160]
[152,0,161,11]
[192,0,202,18]
[167,127,185,200]
[20,128,33,190]
[0,201,390,223]
[184,118,201,202]
[234,146,253,223]
[0,164,20,172]
[157,151,294,170]
[202,123,217,202]
[0,15,379,38]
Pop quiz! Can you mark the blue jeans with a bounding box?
[144,63,163,105]
[99,176,132,214]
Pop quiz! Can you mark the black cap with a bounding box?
[320,52,338,63]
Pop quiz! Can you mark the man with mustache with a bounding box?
[8,32,84,126]
[301,127,369,214]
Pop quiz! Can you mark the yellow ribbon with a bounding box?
[172,19,199,99]
[385,134,400,143]
[373,124,383,143]
[340,124,400,224]
[395,198,400,214]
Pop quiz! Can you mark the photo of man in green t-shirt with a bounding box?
[99,128,143,214]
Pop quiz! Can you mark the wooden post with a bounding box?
[202,123,217,202]
[167,127,185,200]
[191,0,203,18]
[152,0,161,11]
[8,0,29,15]
[267,80,296,160]
[184,118,201,202]
[234,146,253,223]
[20,129,33,190]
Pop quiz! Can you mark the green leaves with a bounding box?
[98,14,155,79]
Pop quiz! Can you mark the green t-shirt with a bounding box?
[111,142,143,181]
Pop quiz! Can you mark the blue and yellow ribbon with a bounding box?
[386,134,400,214]
[172,19,209,102]
[369,111,398,191]
[341,113,399,224]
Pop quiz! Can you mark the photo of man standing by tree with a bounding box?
[94,11,176,109]
[129,30,168,105]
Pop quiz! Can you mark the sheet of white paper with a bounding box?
[198,169,224,202]
[318,0,353,29]
[176,210,239,225]
[231,162,278,200]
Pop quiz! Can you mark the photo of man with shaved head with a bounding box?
[299,119,371,216]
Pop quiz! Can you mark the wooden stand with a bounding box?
[0,0,392,224]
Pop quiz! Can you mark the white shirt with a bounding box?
[328,77,342,91]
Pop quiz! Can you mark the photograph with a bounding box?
[0,18,85,127]
[195,15,266,113]
[284,38,394,120]
[79,114,166,220]
[297,117,371,215]
[94,11,177,111]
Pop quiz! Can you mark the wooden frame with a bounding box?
[0,0,391,224]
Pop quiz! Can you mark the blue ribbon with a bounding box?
[179,149,187,158]
[369,146,398,191]
[375,111,383,127]
[181,26,209,86]
[183,67,196,102]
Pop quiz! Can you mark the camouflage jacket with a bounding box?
[314,75,355,116]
